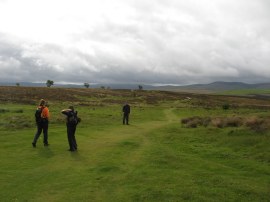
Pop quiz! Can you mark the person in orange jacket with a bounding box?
[32,99,50,147]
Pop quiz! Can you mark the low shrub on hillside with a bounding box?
[14,109,24,113]
[245,117,270,133]
[225,116,244,127]
[211,117,224,128]
[181,116,211,128]
[210,116,243,128]
[0,108,10,113]
[4,116,33,129]
[181,115,270,133]
[222,103,230,110]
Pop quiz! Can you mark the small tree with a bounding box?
[138,85,143,90]
[16,83,20,87]
[46,80,54,87]
[222,103,230,110]
[84,83,90,88]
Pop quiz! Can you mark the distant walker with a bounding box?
[122,103,130,125]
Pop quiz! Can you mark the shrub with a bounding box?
[211,117,224,128]
[245,117,269,133]
[202,117,211,127]
[225,116,243,127]
[14,109,23,113]
[187,121,198,128]
[181,118,190,125]
[181,116,211,128]
[222,103,230,110]
[181,115,270,133]
[182,116,244,129]
[0,108,10,113]
[7,116,33,129]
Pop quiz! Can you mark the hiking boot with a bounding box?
[32,142,36,148]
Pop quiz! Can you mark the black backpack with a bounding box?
[35,107,43,123]
[68,111,79,125]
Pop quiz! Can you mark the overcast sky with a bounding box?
[0,0,269,85]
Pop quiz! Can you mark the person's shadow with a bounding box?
[37,147,55,158]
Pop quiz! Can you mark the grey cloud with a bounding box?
[0,0,270,85]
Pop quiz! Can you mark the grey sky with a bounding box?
[0,0,269,85]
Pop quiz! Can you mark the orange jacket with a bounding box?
[40,106,49,119]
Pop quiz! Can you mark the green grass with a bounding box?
[0,102,269,201]
[218,88,270,96]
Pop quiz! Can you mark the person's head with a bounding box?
[69,106,74,111]
[39,99,46,106]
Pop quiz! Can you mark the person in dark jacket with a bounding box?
[32,99,50,147]
[122,103,130,125]
[61,106,79,151]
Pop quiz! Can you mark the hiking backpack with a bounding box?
[35,107,43,123]
[68,111,79,125]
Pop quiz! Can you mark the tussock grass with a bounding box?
[245,116,270,133]
[181,116,243,128]
[182,115,270,133]
[0,108,10,113]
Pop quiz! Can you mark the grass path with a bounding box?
[46,107,182,201]
[78,107,178,168]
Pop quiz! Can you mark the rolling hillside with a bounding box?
[158,81,270,92]
[1,81,270,92]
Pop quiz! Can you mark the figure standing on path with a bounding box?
[32,99,50,147]
[61,106,80,152]
[122,103,130,125]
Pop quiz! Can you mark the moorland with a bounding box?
[0,86,269,201]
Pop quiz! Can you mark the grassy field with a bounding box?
[218,88,270,96]
[0,87,270,202]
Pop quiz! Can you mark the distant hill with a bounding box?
[1,81,270,92]
[157,82,270,92]
[0,82,151,89]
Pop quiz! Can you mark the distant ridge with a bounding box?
[157,81,270,92]
[183,81,251,90]
[0,82,150,89]
[181,81,257,90]
[0,81,270,91]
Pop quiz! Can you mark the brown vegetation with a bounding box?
[0,86,202,106]
[181,115,270,133]
[245,116,270,133]
[0,86,270,108]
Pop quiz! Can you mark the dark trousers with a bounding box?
[67,125,77,151]
[33,121,48,144]
[123,113,129,125]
